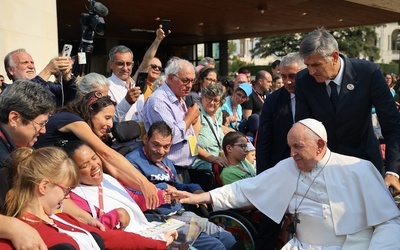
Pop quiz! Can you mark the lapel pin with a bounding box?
[346,84,354,90]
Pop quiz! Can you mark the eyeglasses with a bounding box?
[31,119,48,131]
[233,143,248,150]
[112,61,134,67]
[204,77,216,83]
[172,74,195,85]
[150,64,163,71]
[50,181,72,197]
[204,96,221,105]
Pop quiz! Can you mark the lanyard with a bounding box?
[142,147,175,182]
[202,114,222,149]
[98,184,105,218]
[253,87,265,103]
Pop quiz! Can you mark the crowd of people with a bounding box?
[0,25,399,250]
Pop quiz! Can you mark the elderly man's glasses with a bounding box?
[204,96,221,105]
[150,64,163,71]
[50,181,72,197]
[233,143,248,150]
[172,74,195,85]
[112,61,134,67]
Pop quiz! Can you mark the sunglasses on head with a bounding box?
[87,92,111,106]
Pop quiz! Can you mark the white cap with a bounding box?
[297,118,327,142]
[246,142,256,152]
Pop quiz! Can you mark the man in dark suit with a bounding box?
[256,53,305,174]
[295,28,400,193]
[254,53,305,250]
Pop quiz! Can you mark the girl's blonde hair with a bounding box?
[5,147,79,217]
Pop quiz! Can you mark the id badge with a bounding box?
[188,135,198,156]
[78,52,87,64]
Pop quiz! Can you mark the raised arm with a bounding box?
[133,26,166,81]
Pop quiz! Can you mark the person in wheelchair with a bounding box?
[220,131,255,185]
[63,140,169,232]
[125,121,238,250]
[172,118,400,249]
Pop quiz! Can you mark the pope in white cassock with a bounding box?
[171,118,400,249]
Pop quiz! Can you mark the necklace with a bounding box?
[290,151,332,237]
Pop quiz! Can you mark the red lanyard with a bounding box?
[142,147,175,182]
[156,161,175,182]
[253,87,265,103]
[98,184,105,218]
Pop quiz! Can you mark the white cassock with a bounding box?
[210,149,400,249]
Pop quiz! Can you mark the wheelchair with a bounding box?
[110,120,144,155]
[111,121,290,249]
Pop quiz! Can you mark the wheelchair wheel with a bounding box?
[209,210,257,250]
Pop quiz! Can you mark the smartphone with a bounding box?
[136,72,148,93]
[162,19,171,36]
[61,44,73,57]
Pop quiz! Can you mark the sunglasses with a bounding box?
[87,92,111,106]
[150,64,163,71]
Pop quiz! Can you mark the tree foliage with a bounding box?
[250,34,302,58]
[251,26,380,61]
[228,40,237,58]
[333,26,379,60]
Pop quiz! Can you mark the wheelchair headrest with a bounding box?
[111,121,141,143]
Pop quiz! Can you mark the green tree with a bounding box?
[251,26,380,61]
[228,40,237,58]
[228,57,254,77]
[250,33,302,58]
[333,26,379,60]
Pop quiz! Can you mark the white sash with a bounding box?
[72,174,161,238]
[50,214,101,250]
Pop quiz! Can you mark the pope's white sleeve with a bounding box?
[209,182,252,211]
[368,216,400,249]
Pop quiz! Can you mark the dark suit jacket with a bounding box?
[295,56,400,175]
[256,87,294,174]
